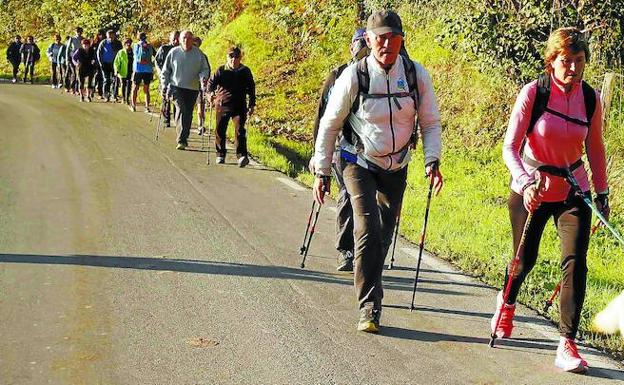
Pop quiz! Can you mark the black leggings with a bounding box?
[505,191,591,338]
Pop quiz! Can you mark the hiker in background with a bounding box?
[72,38,96,102]
[207,46,256,167]
[309,28,369,272]
[46,34,64,88]
[131,32,155,112]
[193,36,209,135]
[92,29,105,99]
[97,29,123,102]
[57,36,69,90]
[155,30,180,127]
[19,36,40,84]
[313,10,443,333]
[65,27,84,94]
[160,30,210,150]
[6,35,22,83]
[114,38,134,105]
[492,27,609,373]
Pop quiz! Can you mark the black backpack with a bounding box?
[344,55,420,148]
[528,73,596,133]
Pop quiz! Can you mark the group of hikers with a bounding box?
[308,10,610,375]
[5,8,614,375]
[5,27,257,167]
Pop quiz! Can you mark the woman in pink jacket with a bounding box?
[492,27,609,373]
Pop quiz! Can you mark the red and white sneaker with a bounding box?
[555,337,588,373]
[490,291,516,338]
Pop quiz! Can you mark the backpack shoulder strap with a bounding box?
[581,80,597,124]
[351,57,369,114]
[528,73,550,134]
[402,55,419,108]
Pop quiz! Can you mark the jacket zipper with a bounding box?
[387,74,396,153]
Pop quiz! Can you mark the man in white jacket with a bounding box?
[313,10,443,333]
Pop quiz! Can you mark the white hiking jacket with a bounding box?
[314,54,441,175]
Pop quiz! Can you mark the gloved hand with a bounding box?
[595,193,610,222]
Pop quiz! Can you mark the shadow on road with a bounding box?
[0,253,467,296]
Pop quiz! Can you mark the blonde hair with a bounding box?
[544,27,590,73]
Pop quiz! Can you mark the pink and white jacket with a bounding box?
[503,74,608,202]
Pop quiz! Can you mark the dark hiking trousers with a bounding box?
[505,190,591,339]
[50,62,59,85]
[215,108,248,158]
[11,61,20,79]
[173,87,199,145]
[342,162,407,310]
[332,157,354,252]
[23,62,34,82]
[101,62,114,97]
[120,77,132,103]
[67,63,78,92]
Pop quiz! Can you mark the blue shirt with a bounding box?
[133,40,154,74]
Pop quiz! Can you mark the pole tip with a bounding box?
[300,263,305,269]
[488,334,496,348]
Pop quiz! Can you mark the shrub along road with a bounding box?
[0,83,622,384]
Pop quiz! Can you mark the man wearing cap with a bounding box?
[313,10,443,333]
[207,46,256,167]
[310,28,369,272]
[160,30,211,150]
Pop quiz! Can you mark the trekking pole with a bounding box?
[300,178,328,269]
[543,282,562,313]
[200,90,206,150]
[155,98,165,141]
[387,202,402,270]
[489,211,534,347]
[409,164,437,311]
[540,165,624,247]
[299,200,316,255]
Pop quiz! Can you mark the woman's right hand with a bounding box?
[523,178,544,212]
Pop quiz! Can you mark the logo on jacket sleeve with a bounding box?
[397,79,407,91]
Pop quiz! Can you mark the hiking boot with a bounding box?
[11,78,16,83]
[490,290,515,338]
[216,156,225,164]
[555,338,588,373]
[145,106,151,114]
[357,304,381,333]
[87,96,92,102]
[237,156,249,168]
[197,126,205,136]
[337,250,354,272]
[129,105,136,112]
[176,142,187,150]
[80,96,85,102]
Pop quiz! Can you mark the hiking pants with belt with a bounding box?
[505,190,591,339]
[173,87,199,145]
[342,162,407,310]
[215,108,247,158]
[332,157,354,253]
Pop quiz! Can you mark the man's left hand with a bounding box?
[425,162,444,195]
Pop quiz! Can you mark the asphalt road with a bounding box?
[0,83,623,384]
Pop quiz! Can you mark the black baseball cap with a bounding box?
[366,10,404,36]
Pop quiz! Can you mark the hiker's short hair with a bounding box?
[124,38,132,45]
[76,27,83,34]
[15,34,21,40]
[544,27,590,73]
[227,46,241,58]
[54,33,61,40]
[106,29,114,35]
[138,32,147,41]
[82,38,90,45]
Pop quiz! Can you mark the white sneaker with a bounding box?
[216,156,225,164]
[555,337,588,373]
[237,156,249,168]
